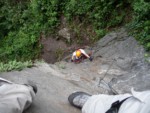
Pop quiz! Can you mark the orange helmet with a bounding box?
[76,50,81,57]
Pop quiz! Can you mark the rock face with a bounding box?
[92,28,150,93]
[0,28,150,113]
[58,28,71,42]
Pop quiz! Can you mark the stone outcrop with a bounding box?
[58,28,71,42]
[0,28,150,113]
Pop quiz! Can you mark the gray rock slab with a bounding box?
[0,63,101,113]
[0,28,150,113]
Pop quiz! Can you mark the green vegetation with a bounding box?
[0,60,32,72]
[0,0,60,63]
[0,0,149,71]
[127,0,150,51]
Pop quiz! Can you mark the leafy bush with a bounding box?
[0,60,32,72]
[0,0,61,63]
[63,0,131,41]
[128,0,150,51]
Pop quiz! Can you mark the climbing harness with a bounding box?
[106,97,130,113]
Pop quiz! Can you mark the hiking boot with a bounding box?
[68,91,91,109]
[24,80,38,94]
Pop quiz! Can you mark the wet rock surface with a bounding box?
[0,28,150,113]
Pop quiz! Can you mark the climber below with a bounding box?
[71,49,93,63]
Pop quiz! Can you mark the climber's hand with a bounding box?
[89,57,93,61]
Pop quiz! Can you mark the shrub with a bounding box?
[0,60,33,72]
[0,0,61,63]
[128,0,150,51]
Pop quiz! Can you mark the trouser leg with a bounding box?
[0,78,36,113]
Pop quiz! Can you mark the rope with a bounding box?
[98,58,118,95]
